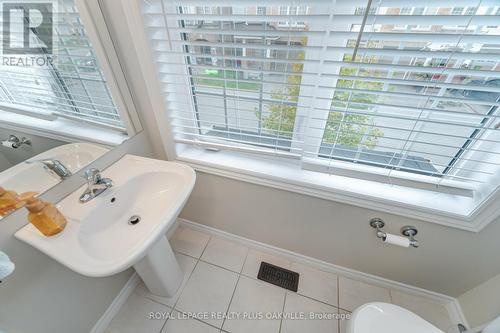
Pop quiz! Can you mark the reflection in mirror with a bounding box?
[0,127,110,219]
[0,0,140,219]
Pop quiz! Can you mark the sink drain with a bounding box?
[128,215,141,225]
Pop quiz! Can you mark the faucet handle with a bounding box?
[84,168,101,184]
[8,135,20,143]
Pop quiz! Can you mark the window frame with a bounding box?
[121,0,500,232]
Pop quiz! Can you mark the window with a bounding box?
[257,7,266,16]
[0,0,134,137]
[140,1,500,200]
[465,7,477,15]
[355,7,377,15]
[400,7,412,14]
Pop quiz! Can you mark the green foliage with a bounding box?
[260,47,384,149]
[194,69,261,91]
[322,112,383,149]
[258,47,305,137]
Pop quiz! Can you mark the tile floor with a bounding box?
[105,225,455,333]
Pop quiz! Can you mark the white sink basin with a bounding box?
[76,171,186,261]
[15,155,196,296]
[0,142,108,194]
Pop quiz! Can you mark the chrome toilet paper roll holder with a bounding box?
[370,218,419,248]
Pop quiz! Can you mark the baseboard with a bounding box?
[178,217,469,326]
[166,221,180,240]
[90,272,141,333]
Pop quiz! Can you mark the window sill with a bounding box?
[176,146,500,232]
[0,110,128,147]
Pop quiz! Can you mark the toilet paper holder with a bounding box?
[370,218,419,248]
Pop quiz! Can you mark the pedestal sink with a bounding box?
[15,155,196,297]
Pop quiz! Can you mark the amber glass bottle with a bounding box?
[25,198,67,236]
[0,187,19,217]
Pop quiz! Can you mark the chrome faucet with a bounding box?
[26,159,72,180]
[79,168,113,203]
[3,134,31,148]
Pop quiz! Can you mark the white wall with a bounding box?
[0,133,154,333]
[459,272,500,328]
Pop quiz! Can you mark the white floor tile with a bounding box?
[201,237,249,273]
[291,262,338,307]
[105,226,456,333]
[175,261,239,328]
[390,290,454,331]
[281,292,338,333]
[170,227,211,258]
[223,275,286,333]
[135,253,198,307]
[338,277,391,312]
[105,292,170,333]
[241,249,291,279]
[162,310,220,333]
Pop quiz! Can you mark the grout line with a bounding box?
[194,257,244,276]
[171,237,237,332]
[179,219,458,307]
[278,291,288,333]
[169,307,228,332]
[171,258,201,311]
[175,230,362,312]
[174,250,248,276]
[194,248,342,309]
[174,224,454,331]
[239,257,341,309]
[239,247,250,274]
[220,248,250,330]
[221,270,243,331]
[337,274,341,311]
[198,234,212,258]
[173,250,200,261]
[159,256,201,333]
[338,275,341,333]
[293,291,341,310]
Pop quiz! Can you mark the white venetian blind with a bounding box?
[141,0,500,186]
[0,0,125,131]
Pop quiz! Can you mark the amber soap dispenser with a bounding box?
[0,186,19,216]
[25,198,67,236]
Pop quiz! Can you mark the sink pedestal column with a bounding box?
[133,235,183,297]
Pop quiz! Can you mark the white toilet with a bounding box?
[483,316,500,333]
[346,302,444,333]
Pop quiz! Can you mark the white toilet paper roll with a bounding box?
[0,251,15,280]
[383,234,410,248]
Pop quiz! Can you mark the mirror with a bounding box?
[0,125,127,219]
[0,0,139,219]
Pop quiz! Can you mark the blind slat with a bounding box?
[156,59,500,79]
[142,0,500,187]
[156,27,500,45]
[0,0,125,131]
